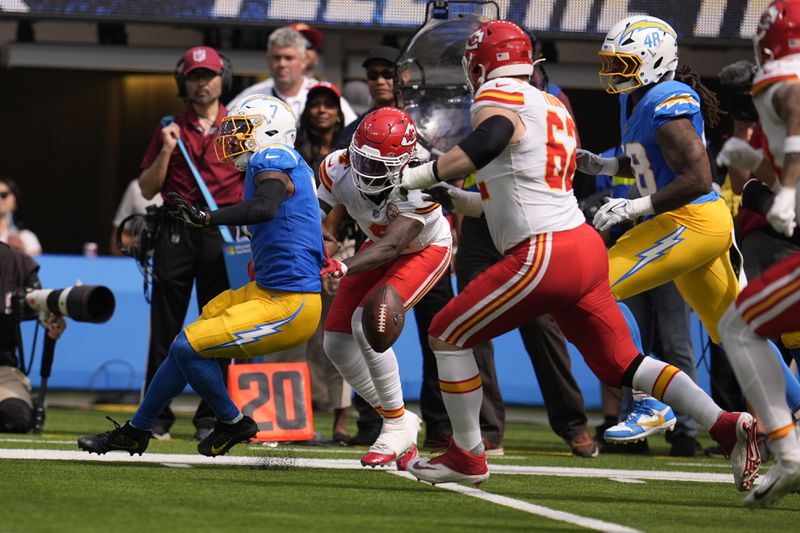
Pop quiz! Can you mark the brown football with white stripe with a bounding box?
[362,284,405,352]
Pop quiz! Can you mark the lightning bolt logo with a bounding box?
[612,227,686,288]
[207,298,305,350]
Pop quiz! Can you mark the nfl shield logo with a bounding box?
[193,48,207,62]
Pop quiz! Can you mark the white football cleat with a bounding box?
[745,456,800,508]
[407,440,489,485]
[360,410,420,467]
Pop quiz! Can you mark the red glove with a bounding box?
[321,248,348,279]
[247,259,255,282]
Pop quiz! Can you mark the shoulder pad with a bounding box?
[319,149,350,192]
[753,59,800,97]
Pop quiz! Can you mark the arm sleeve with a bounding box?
[456,115,515,169]
[208,178,287,226]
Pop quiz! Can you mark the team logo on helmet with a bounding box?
[401,123,417,146]
[465,29,484,50]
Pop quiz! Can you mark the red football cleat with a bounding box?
[710,411,761,491]
[407,439,489,485]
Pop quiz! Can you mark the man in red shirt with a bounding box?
[138,46,243,440]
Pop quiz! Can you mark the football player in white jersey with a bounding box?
[318,107,453,469]
[717,0,800,507]
[400,19,760,488]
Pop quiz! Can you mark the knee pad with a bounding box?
[0,398,33,433]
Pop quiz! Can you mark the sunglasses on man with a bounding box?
[366,70,395,81]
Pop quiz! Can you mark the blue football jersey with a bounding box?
[619,80,717,204]
[245,144,323,293]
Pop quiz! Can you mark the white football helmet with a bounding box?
[598,16,678,94]
[216,94,297,171]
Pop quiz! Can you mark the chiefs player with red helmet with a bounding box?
[400,19,761,488]
[318,107,452,469]
[717,0,800,507]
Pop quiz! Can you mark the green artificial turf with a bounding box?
[1,406,797,532]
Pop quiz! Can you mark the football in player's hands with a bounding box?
[362,284,405,353]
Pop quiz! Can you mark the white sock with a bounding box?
[631,356,722,429]
[351,308,404,413]
[719,305,797,454]
[435,348,483,453]
[323,330,381,407]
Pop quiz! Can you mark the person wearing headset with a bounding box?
[137,45,244,441]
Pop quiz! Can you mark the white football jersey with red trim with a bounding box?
[752,56,800,176]
[317,149,452,253]
[471,78,585,253]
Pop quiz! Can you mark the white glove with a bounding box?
[400,161,439,190]
[715,137,763,171]
[592,196,654,232]
[576,149,619,176]
[766,186,797,237]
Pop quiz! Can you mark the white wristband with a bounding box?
[785,135,800,154]
[600,157,620,176]
[629,195,655,217]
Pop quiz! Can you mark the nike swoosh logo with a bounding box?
[752,479,777,501]
[211,440,232,455]
[638,413,666,428]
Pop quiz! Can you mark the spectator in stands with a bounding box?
[109,178,163,256]
[137,45,243,441]
[230,26,357,126]
[0,177,41,256]
[337,45,400,147]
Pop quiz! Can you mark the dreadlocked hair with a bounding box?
[674,64,723,129]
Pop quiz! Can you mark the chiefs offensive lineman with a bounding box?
[319,107,453,469]
[718,0,800,507]
[400,19,759,488]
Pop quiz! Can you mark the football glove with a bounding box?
[592,196,654,232]
[576,149,619,176]
[766,186,797,237]
[715,137,763,171]
[400,161,438,190]
[422,183,484,217]
[321,249,348,279]
[166,192,209,228]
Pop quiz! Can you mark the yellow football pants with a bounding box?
[608,200,738,344]
[184,282,321,359]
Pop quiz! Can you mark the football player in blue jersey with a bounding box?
[575,17,762,456]
[78,95,324,458]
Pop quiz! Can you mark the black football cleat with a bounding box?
[77,416,151,456]
[197,415,259,457]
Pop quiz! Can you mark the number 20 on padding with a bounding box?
[227,362,314,442]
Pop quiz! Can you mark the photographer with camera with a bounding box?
[136,46,243,440]
[0,242,65,433]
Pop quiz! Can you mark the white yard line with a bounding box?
[390,471,643,533]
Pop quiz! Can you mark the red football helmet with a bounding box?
[349,107,417,195]
[462,20,534,93]
[754,0,800,66]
